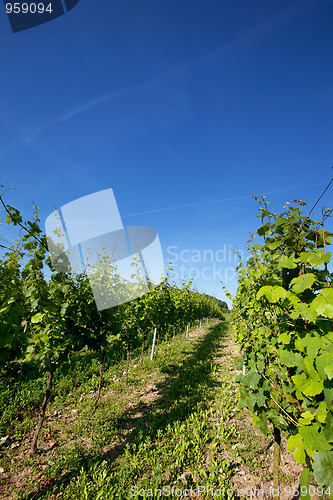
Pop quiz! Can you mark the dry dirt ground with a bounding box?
[219,329,315,500]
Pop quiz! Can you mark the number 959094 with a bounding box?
[6,3,53,14]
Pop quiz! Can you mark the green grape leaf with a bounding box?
[252,389,266,408]
[274,217,285,227]
[299,411,314,426]
[290,302,317,321]
[323,379,333,410]
[279,350,305,369]
[31,312,45,324]
[266,241,280,250]
[252,411,268,436]
[40,334,49,343]
[316,401,328,424]
[300,249,331,267]
[324,362,333,380]
[235,371,261,389]
[312,451,333,489]
[299,423,331,452]
[287,433,306,464]
[286,292,301,305]
[316,353,333,380]
[278,331,290,345]
[292,374,323,397]
[277,254,297,269]
[311,289,333,319]
[257,222,271,236]
[236,391,257,412]
[290,273,316,294]
[299,468,311,500]
[257,285,287,303]
[304,355,321,380]
[324,412,333,443]
[305,336,326,360]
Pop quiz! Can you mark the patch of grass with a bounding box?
[1,321,241,499]
[41,322,239,499]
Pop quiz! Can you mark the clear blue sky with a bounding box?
[0,0,332,306]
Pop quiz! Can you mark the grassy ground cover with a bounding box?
[0,321,305,499]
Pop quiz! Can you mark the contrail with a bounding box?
[122,181,326,218]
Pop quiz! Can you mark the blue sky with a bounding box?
[0,0,332,306]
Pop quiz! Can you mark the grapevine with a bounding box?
[0,189,224,454]
[232,196,333,493]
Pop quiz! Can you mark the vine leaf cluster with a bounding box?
[0,190,224,454]
[232,195,333,492]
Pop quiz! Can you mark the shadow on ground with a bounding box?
[25,321,229,499]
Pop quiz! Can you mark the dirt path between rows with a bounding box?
[219,326,307,500]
